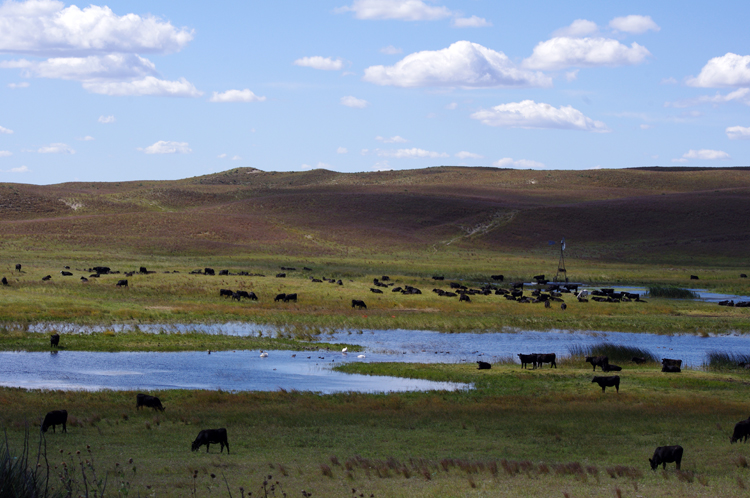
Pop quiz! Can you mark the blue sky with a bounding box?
[0,0,749,184]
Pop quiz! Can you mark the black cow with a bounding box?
[42,275,52,281]
[236,290,257,301]
[61,271,73,276]
[136,393,165,412]
[602,364,622,372]
[432,275,444,281]
[459,294,471,303]
[139,267,148,274]
[93,266,111,274]
[191,428,229,453]
[219,289,234,298]
[283,293,297,302]
[41,410,67,433]
[351,299,367,309]
[731,420,750,443]
[649,445,683,470]
[662,365,681,373]
[544,300,551,308]
[116,279,128,287]
[370,288,383,294]
[662,358,682,368]
[690,275,699,280]
[518,353,537,369]
[231,292,241,302]
[561,303,567,310]
[535,353,557,368]
[50,333,60,347]
[632,357,647,364]
[741,274,748,278]
[592,375,620,393]
[274,293,286,302]
[477,361,491,370]
[276,273,286,278]
[219,270,229,276]
[586,356,609,371]
[491,275,504,281]
[204,268,215,276]
[15,264,21,272]
[1,277,7,286]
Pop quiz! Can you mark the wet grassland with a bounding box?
[4,360,750,497]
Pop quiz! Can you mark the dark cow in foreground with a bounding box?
[41,410,67,433]
[662,358,682,368]
[351,299,367,309]
[731,419,750,443]
[662,365,681,373]
[283,293,297,302]
[459,294,471,303]
[50,333,60,348]
[116,279,128,287]
[649,445,683,470]
[690,275,699,280]
[592,375,620,393]
[477,361,491,370]
[274,293,286,302]
[535,353,557,368]
[602,364,622,372]
[518,353,537,369]
[586,356,609,371]
[191,428,229,453]
[136,393,165,412]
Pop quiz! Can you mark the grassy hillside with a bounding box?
[1,166,749,265]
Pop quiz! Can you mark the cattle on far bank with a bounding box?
[730,420,750,444]
[586,356,609,371]
[649,445,683,471]
[662,365,681,373]
[136,393,165,412]
[592,375,620,393]
[477,361,491,370]
[351,299,367,309]
[41,410,68,433]
[191,428,229,453]
[662,358,682,368]
[50,333,60,348]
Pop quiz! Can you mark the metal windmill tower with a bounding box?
[555,237,568,282]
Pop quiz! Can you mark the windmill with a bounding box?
[554,237,568,282]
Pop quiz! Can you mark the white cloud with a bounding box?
[341,95,369,108]
[608,15,660,34]
[38,142,74,154]
[7,81,28,88]
[470,100,610,132]
[364,40,552,88]
[553,19,598,37]
[4,54,157,80]
[0,1,193,56]
[674,149,730,162]
[452,16,491,28]
[380,45,402,55]
[640,124,652,130]
[335,0,452,21]
[372,160,392,171]
[666,88,750,108]
[218,153,227,158]
[140,140,191,154]
[78,135,95,141]
[0,150,12,157]
[660,76,677,85]
[523,37,651,70]
[565,69,579,81]
[455,151,483,159]
[0,125,12,134]
[727,126,750,140]
[375,148,448,158]
[98,115,115,124]
[231,155,241,161]
[10,165,28,172]
[293,56,343,71]
[493,157,546,169]
[337,147,348,154]
[687,53,750,88]
[209,89,265,103]
[445,102,457,110]
[375,135,407,143]
[82,76,202,97]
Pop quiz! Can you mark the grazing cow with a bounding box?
[432,276,444,280]
[337,280,343,286]
[518,353,537,369]
[592,375,620,393]
[690,275,699,280]
[219,289,234,298]
[80,277,88,283]
[139,267,148,274]
[533,274,545,281]
[662,358,682,368]
[92,266,110,275]
[632,357,647,364]
[136,393,165,412]
[231,292,241,302]
[535,353,557,368]
[602,364,622,372]
[50,333,60,347]
[219,270,229,276]
[276,273,286,278]
[731,420,750,443]
[586,356,609,371]
[662,365,681,373]
[283,293,297,303]
[204,268,215,276]
[741,274,748,279]
[351,299,367,309]
[61,271,73,276]
[1,277,6,286]
[491,275,504,281]
[459,294,471,303]
[303,267,312,271]
[544,300,551,308]
[370,288,383,294]
[116,279,128,287]
[649,445,683,470]
[561,303,567,310]
[274,293,286,302]
[235,290,256,301]
[15,264,21,272]
[477,361,491,370]
[192,428,229,453]
[41,410,67,433]
[42,275,52,281]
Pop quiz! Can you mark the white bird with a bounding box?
[357,354,366,359]
[342,347,348,353]
[260,351,268,358]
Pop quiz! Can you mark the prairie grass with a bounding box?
[567,342,660,364]
[647,285,700,299]
[705,351,750,371]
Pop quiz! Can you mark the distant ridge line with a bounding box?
[630,166,750,172]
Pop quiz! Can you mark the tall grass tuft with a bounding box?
[647,286,699,299]
[705,351,750,370]
[0,428,51,498]
[568,342,659,364]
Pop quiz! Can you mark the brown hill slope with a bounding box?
[1,166,749,263]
